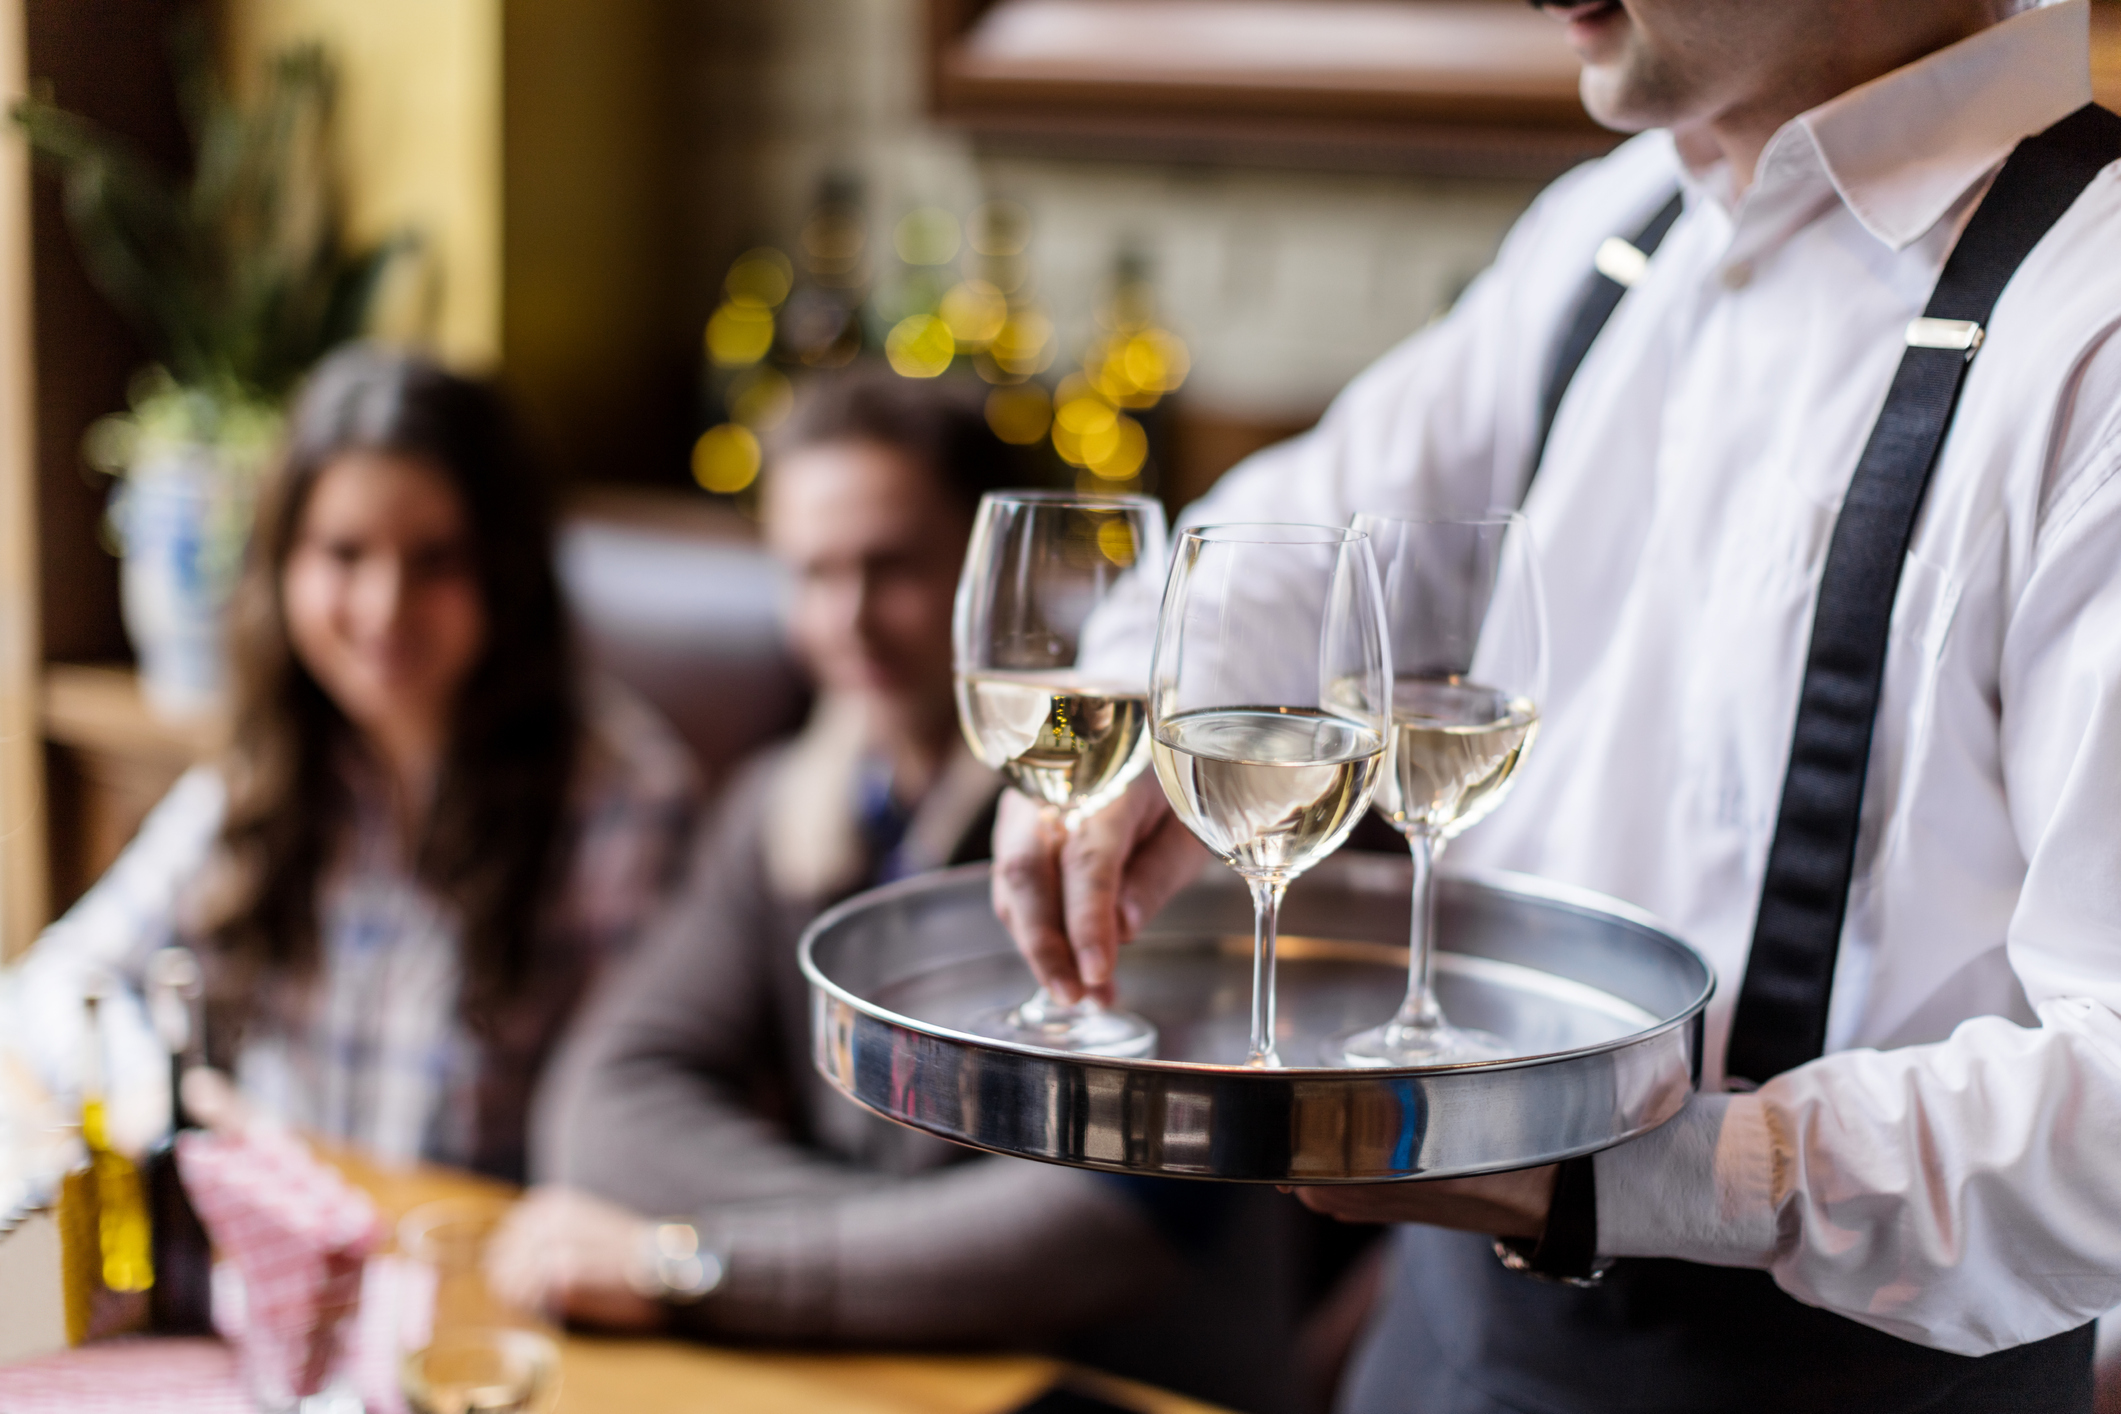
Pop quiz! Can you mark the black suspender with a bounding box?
[1528,190,1685,486]
[1532,106,2121,1087]
[1513,103,2121,1283]
[1725,102,2121,1085]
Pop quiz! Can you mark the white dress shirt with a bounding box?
[1179,1,2121,1358]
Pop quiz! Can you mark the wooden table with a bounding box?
[329,1149,1228,1414]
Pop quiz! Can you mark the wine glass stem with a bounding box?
[1247,875,1288,1067]
[1396,833,1446,1030]
[1023,805,1092,1024]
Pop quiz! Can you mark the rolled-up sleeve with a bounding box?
[1599,420,2121,1355]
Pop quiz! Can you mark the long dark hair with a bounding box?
[200,344,579,1048]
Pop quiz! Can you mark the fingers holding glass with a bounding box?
[954,491,1169,1056]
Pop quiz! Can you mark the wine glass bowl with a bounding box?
[1336,512,1548,1068]
[953,490,1169,1057]
[1148,523,1392,1067]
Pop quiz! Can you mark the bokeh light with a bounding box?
[984,385,1052,445]
[706,303,775,366]
[1089,328,1190,407]
[894,207,962,266]
[725,247,795,309]
[1096,516,1139,566]
[989,311,1054,376]
[940,280,1008,348]
[1085,414,1148,481]
[729,365,794,431]
[885,313,955,378]
[693,423,762,494]
[1055,390,1117,438]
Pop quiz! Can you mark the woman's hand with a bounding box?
[178,1067,255,1135]
[990,775,1208,1005]
[485,1185,667,1333]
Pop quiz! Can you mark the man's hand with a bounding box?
[991,774,1208,1004]
[1294,1165,1558,1240]
[485,1185,667,1332]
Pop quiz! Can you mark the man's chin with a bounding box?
[1579,68,1662,135]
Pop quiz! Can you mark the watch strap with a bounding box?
[1494,1154,1607,1286]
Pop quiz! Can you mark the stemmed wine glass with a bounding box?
[1148,524,1391,1067]
[954,490,1170,1058]
[1336,511,1547,1067]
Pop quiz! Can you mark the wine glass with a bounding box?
[1335,511,1548,1067]
[1148,524,1391,1067]
[398,1200,560,1414]
[954,490,1170,1057]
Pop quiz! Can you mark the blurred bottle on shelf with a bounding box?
[1049,246,1188,500]
[141,948,213,1335]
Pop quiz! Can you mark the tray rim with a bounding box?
[799,860,1716,1077]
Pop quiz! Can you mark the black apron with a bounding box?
[1342,103,2121,1414]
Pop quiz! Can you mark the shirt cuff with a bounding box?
[1594,1091,1782,1268]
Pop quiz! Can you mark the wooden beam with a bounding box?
[0,0,50,959]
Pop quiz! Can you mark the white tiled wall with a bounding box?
[683,0,1547,417]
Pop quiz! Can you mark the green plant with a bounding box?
[10,20,412,443]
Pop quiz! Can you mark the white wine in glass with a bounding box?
[955,670,1150,822]
[1149,525,1392,1067]
[1151,708,1382,876]
[1372,680,1538,840]
[953,491,1169,1057]
[1337,512,1548,1067]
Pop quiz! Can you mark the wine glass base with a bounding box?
[964,1000,1160,1059]
[1332,1019,1511,1068]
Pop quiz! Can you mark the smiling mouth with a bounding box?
[1533,0,1624,48]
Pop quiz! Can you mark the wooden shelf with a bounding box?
[38,664,225,919]
[930,0,1618,176]
[2097,1,2121,110]
[40,662,227,763]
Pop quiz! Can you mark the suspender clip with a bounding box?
[1905,317,1985,356]
[1593,236,1650,288]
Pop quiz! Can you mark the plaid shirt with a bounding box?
[6,680,697,1177]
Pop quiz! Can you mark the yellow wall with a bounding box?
[223,0,502,371]
[500,0,684,480]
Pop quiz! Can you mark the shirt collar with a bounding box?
[1669,2,2093,252]
[1794,0,2093,251]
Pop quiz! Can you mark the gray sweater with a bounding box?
[532,699,1176,1346]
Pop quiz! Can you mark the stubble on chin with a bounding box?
[1578,30,1695,135]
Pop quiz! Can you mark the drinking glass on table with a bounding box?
[398,1200,559,1414]
[1335,511,1548,1067]
[953,490,1170,1057]
[1148,524,1392,1068]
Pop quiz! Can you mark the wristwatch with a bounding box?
[1493,1154,1612,1287]
[626,1220,727,1305]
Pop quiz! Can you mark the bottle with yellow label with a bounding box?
[57,992,153,1344]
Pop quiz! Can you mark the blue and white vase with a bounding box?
[110,443,254,719]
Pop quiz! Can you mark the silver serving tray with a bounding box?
[801,855,1713,1183]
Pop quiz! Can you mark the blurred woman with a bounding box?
[9,345,697,1179]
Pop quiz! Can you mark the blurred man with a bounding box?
[991,1,2121,1410]
[489,367,1317,1414]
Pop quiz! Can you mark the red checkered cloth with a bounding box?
[0,1258,430,1413]
[0,1338,249,1413]
[177,1130,380,1406]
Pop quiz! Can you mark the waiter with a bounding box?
[990,0,2121,1409]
